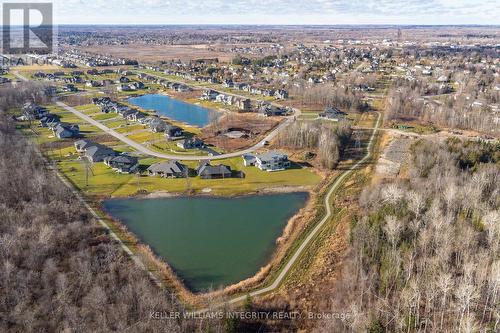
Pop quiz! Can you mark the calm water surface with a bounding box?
[128,93,217,127]
[103,193,308,291]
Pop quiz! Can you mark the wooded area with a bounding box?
[315,139,500,332]
[0,84,224,332]
[275,120,352,169]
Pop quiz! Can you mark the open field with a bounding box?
[83,44,234,62]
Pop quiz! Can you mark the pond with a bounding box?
[103,193,308,292]
[128,93,217,127]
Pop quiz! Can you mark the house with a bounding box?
[274,89,289,100]
[319,107,347,121]
[84,144,116,162]
[147,160,188,178]
[74,139,95,153]
[437,75,449,83]
[117,84,132,92]
[92,97,112,106]
[263,105,287,117]
[149,118,166,132]
[62,84,77,92]
[165,124,183,139]
[127,110,146,122]
[132,81,145,89]
[201,89,219,101]
[104,154,139,173]
[39,114,59,127]
[242,154,257,166]
[197,161,232,179]
[52,123,80,139]
[86,80,102,87]
[235,98,252,112]
[176,137,204,149]
[254,151,291,171]
[22,102,47,119]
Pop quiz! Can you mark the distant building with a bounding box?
[235,98,252,112]
[319,107,347,121]
[165,124,183,139]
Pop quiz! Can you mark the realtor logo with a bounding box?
[2,2,53,54]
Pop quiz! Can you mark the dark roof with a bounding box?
[198,163,231,176]
[147,160,187,174]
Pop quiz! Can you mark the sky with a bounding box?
[1,0,500,25]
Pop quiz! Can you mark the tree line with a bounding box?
[276,120,352,169]
[314,139,500,332]
[0,84,225,332]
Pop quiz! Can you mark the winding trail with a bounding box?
[17,67,384,308]
[192,111,382,312]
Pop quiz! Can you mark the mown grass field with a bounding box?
[49,150,320,197]
[23,103,322,198]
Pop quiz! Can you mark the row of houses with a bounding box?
[143,66,288,100]
[137,73,192,93]
[93,97,146,121]
[161,69,220,84]
[224,80,289,100]
[92,97,184,139]
[74,139,138,173]
[200,90,252,112]
[146,159,233,179]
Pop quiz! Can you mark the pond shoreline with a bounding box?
[127,93,220,128]
[103,184,313,201]
[98,187,319,301]
[91,168,330,307]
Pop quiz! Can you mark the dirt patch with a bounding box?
[59,94,94,107]
[375,134,415,178]
[200,114,279,151]
[88,134,119,145]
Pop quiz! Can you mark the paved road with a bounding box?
[56,101,294,161]
[16,67,299,160]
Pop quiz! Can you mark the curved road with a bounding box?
[56,101,294,161]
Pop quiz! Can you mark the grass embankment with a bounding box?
[281,115,383,289]
[252,111,382,293]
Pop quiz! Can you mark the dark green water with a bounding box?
[103,193,308,292]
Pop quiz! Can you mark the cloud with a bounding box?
[4,0,497,24]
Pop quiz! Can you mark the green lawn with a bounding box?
[50,148,320,198]
[21,102,322,198]
[93,113,119,121]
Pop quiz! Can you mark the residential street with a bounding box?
[56,101,295,161]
